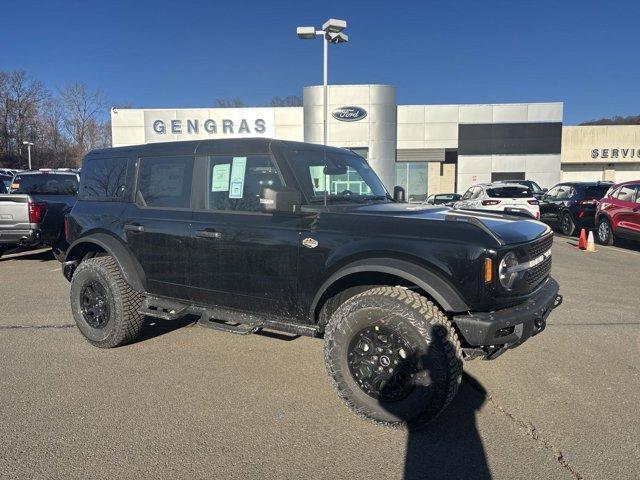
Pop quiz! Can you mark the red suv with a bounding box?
[595,180,640,245]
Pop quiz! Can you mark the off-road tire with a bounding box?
[324,287,463,428]
[70,256,144,348]
[596,216,614,245]
[560,211,576,236]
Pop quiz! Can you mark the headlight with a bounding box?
[499,251,519,290]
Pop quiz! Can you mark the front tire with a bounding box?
[560,211,576,236]
[324,287,463,428]
[70,256,144,348]
[596,216,614,245]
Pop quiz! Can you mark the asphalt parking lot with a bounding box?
[1,238,638,480]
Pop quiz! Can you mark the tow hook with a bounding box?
[553,294,563,309]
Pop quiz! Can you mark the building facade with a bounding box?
[561,126,640,183]
[111,84,565,199]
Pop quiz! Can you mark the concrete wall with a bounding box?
[111,107,302,147]
[561,126,640,183]
[303,85,397,190]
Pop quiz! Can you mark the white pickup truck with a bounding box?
[0,171,78,260]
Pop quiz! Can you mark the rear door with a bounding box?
[615,183,640,238]
[189,153,301,316]
[123,155,194,300]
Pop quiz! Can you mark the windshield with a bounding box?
[1,176,11,193]
[10,174,78,195]
[486,186,532,198]
[284,148,388,202]
[526,181,542,192]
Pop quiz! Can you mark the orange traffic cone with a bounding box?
[578,229,587,250]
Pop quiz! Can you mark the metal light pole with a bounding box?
[297,19,349,145]
[23,141,34,170]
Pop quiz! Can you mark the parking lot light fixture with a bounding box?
[23,141,35,170]
[296,18,349,145]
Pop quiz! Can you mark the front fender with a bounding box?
[65,232,146,292]
[310,257,470,316]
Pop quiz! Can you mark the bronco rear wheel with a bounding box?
[70,256,144,348]
[324,287,463,427]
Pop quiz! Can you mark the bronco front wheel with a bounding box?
[324,287,463,427]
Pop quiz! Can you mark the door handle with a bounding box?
[124,223,145,233]
[195,229,222,239]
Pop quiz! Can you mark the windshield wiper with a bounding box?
[310,194,367,204]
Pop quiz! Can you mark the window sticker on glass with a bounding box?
[229,157,247,199]
[211,163,231,192]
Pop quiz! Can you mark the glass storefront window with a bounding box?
[395,162,428,202]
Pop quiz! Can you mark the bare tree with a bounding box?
[0,70,49,168]
[269,95,303,107]
[214,97,246,108]
[59,82,108,163]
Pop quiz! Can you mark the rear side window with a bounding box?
[10,174,78,195]
[486,186,532,198]
[583,186,609,199]
[137,156,194,209]
[80,157,128,200]
[616,185,636,202]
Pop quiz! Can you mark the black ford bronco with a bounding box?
[63,138,561,427]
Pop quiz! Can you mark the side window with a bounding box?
[137,156,194,209]
[556,187,570,200]
[545,186,559,199]
[461,188,474,200]
[80,157,127,200]
[472,187,484,199]
[617,185,636,202]
[633,185,640,203]
[205,155,283,212]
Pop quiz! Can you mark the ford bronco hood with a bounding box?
[335,202,550,245]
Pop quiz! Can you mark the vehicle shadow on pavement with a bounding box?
[135,315,199,342]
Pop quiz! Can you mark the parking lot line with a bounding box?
[553,233,640,256]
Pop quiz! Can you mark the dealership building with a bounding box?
[111,84,568,200]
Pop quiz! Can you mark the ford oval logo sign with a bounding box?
[332,106,367,122]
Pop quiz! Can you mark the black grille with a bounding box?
[526,234,553,260]
[525,256,552,287]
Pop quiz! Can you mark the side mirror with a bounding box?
[260,186,301,213]
[541,188,548,193]
[393,186,406,202]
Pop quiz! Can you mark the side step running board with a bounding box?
[139,297,190,321]
[197,317,262,335]
[140,296,320,338]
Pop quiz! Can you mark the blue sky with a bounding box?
[1,0,638,124]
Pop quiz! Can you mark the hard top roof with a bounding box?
[85,138,351,159]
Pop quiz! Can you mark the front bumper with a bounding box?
[0,228,41,247]
[453,277,562,360]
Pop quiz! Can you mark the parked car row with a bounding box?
[0,170,79,259]
[451,178,640,246]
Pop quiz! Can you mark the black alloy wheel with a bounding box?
[347,325,417,402]
[80,281,110,328]
[561,212,576,236]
